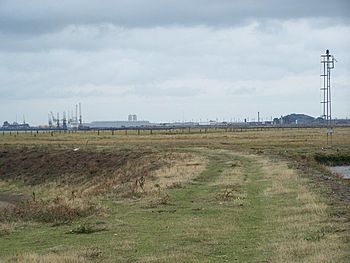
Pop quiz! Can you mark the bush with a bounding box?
[68,223,107,235]
[69,224,94,234]
[314,153,350,166]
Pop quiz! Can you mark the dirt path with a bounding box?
[182,149,349,262]
[0,149,349,262]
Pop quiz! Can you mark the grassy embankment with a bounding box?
[0,127,349,262]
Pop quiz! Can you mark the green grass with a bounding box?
[0,128,349,262]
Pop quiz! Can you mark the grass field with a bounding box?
[0,128,349,262]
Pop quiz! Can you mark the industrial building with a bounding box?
[1,121,30,130]
[85,120,150,129]
[128,114,137,121]
[84,114,150,129]
[273,113,316,125]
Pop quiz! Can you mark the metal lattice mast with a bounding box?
[320,49,336,144]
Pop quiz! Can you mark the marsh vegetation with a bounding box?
[0,128,349,262]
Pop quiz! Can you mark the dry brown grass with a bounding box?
[138,251,201,263]
[257,156,347,262]
[114,239,136,251]
[0,197,96,224]
[134,153,208,207]
[4,246,103,263]
[262,163,297,196]
[272,235,344,263]
[4,253,87,263]
[0,129,349,262]
[0,150,207,225]
[0,222,16,237]
[211,159,244,186]
[1,128,349,153]
[144,153,207,192]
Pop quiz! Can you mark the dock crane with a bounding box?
[50,112,60,128]
[48,103,82,130]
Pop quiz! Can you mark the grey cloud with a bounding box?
[1,20,349,102]
[0,1,349,124]
[132,84,201,97]
[0,0,349,34]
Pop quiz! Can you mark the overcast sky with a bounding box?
[0,0,349,125]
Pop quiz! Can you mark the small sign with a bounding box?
[326,128,334,134]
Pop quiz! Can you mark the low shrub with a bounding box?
[314,153,350,166]
[68,223,107,234]
[68,224,94,234]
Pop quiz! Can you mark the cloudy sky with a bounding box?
[0,0,349,125]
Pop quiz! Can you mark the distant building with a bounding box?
[273,118,281,125]
[282,113,315,124]
[85,120,150,129]
[314,117,326,124]
[128,114,137,121]
[1,121,30,130]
